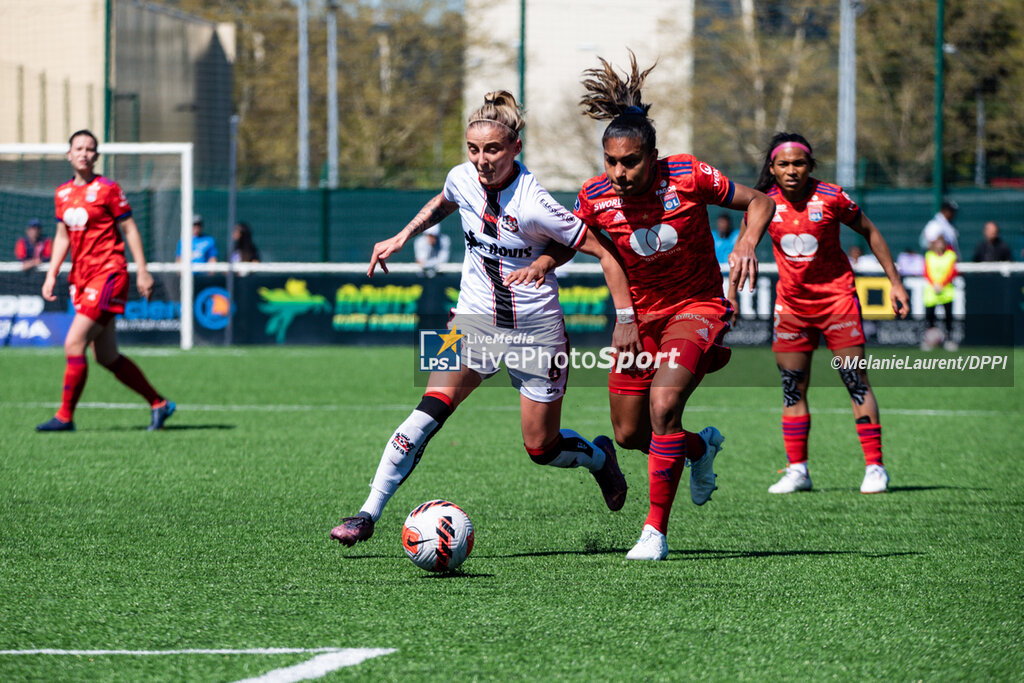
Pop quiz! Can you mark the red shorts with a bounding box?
[772,292,865,353]
[71,270,128,323]
[608,298,732,396]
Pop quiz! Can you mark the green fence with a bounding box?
[4,185,1023,265]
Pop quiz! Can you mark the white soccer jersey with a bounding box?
[442,160,586,328]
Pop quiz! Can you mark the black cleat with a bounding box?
[592,435,628,511]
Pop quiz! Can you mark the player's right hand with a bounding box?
[41,273,57,301]
[367,234,407,277]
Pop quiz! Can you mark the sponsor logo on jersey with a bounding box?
[539,198,578,224]
[62,207,89,230]
[573,197,581,211]
[699,162,722,188]
[779,233,819,261]
[58,188,72,199]
[464,231,533,259]
[808,200,824,222]
[696,327,709,341]
[628,223,678,257]
[595,198,623,210]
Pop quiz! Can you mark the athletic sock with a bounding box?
[525,429,605,472]
[361,392,453,521]
[644,431,688,534]
[56,355,88,422]
[856,422,883,467]
[782,414,811,465]
[105,354,162,406]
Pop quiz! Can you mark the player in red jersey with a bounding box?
[518,54,774,560]
[35,130,175,432]
[735,132,909,494]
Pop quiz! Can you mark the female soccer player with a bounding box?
[331,91,641,547]
[565,54,774,560]
[36,129,175,432]
[738,132,909,495]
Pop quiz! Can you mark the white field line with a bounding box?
[233,649,396,683]
[0,401,1011,418]
[0,648,397,683]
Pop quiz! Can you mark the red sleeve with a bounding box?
[836,189,861,225]
[41,238,53,260]
[14,238,27,260]
[106,180,133,219]
[572,191,595,226]
[692,160,734,206]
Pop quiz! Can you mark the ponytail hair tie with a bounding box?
[622,105,645,116]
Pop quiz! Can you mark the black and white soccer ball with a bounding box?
[401,500,474,572]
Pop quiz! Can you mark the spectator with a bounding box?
[847,241,880,270]
[229,222,261,263]
[412,225,450,277]
[923,235,958,352]
[920,199,960,254]
[896,246,925,276]
[14,218,53,271]
[176,214,218,263]
[711,213,738,266]
[972,221,1012,262]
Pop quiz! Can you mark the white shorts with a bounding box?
[451,313,569,403]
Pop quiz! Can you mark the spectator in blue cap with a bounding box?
[175,214,218,264]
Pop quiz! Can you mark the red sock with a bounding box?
[856,422,883,466]
[782,414,811,465]
[644,432,688,534]
[56,355,88,422]
[106,355,162,407]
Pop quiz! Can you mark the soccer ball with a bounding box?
[402,500,474,572]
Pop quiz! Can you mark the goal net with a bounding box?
[0,142,196,348]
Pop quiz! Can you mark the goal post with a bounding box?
[0,142,195,349]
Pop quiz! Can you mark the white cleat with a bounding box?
[860,464,889,494]
[626,524,668,561]
[769,466,813,494]
[690,426,724,505]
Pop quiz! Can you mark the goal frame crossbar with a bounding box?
[0,142,196,348]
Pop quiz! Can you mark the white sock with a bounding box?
[531,429,605,472]
[791,462,809,476]
[361,408,442,521]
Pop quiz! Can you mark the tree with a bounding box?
[168,0,465,188]
[684,0,838,181]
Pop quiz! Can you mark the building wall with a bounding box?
[465,0,694,191]
[0,0,107,143]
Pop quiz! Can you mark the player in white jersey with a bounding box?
[331,91,641,548]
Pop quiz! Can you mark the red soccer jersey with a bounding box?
[54,176,131,286]
[574,154,734,316]
[767,179,860,304]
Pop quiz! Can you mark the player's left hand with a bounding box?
[726,293,740,326]
[611,322,641,355]
[728,242,758,293]
[891,282,910,319]
[503,263,548,289]
[136,268,154,299]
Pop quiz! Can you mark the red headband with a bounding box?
[771,141,811,160]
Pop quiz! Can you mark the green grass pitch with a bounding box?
[0,346,1021,681]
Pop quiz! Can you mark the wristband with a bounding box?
[615,307,635,324]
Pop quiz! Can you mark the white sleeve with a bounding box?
[525,185,587,249]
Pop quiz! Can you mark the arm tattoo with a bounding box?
[407,198,457,237]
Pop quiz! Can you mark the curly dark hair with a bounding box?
[579,50,658,154]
